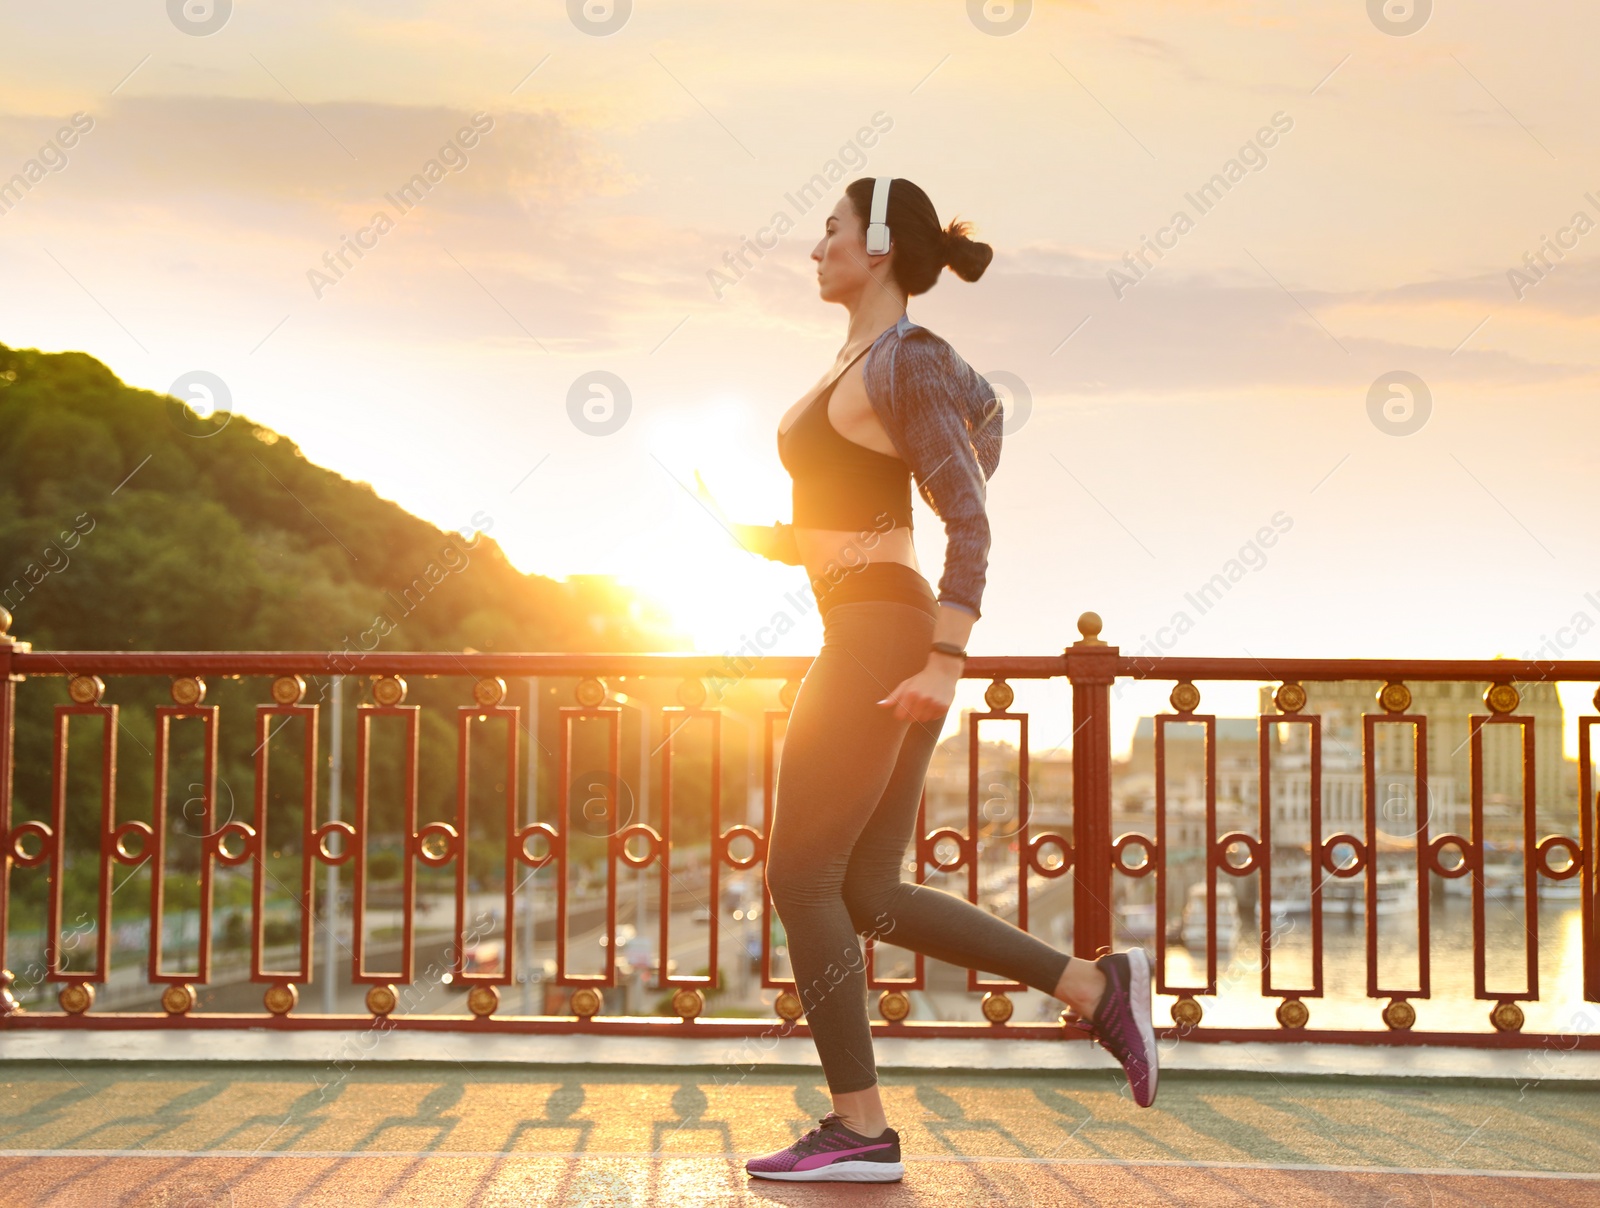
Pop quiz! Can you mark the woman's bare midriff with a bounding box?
[794,524,919,592]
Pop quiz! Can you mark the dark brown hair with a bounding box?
[845,177,993,296]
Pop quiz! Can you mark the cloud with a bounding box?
[914,245,1600,399]
[0,96,621,212]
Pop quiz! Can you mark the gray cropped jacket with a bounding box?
[858,314,1003,619]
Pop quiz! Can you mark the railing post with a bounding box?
[1066,611,1117,962]
[322,675,343,1015]
[0,608,29,1015]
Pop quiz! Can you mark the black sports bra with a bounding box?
[777,350,913,531]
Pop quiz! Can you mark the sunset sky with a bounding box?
[4,0,1598,756]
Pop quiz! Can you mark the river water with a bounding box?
[1155,892,1595,1036]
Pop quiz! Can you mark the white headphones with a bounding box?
[865,176,892,256]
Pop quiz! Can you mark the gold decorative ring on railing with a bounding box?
[1274,682,1307,714]
[8,821,54,868]
[570,986,603,1019]
[1426,833,1474,880]
[1216,832,1263,878]
[414,822,460,868]
[67,674,105,705]
[467,985,500,1018]
[677,678,707,708]
[672,988,705,1020]
[718,824,766,870]
[1382,998,1416,1031]
[1111,832,1157,878]
[1491,1000,1525,1033]
[1169,681,1201,714]
[574,677,607,707]
[1483,682,1520,715]
[111,820,155,865]
[313,821,357,865]
[211,821,257,866]
[170,676,206,706]
[514,823,561,869]
[1320,833,1368,879]
[981,992,1014,1024]
[774,990,804,1022]
[1535,834,1582,882]
[921,827,971,874]
[472,676,507,708]
[1276,998,1310,1030]
[1170,996,1203,1027]
[615,823,663,870]
[372,675,408,706]
[263,982,298,1016]
[984,680,1015,712]
[58,983,95,1016]
[1025,832,1074,878]
[366,984,398,1017]
[161,984,197,1016]
[1377,682,1411,714]
[271,674,307,705]
[877,990,911,1023]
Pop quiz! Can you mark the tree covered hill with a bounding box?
[0,342,700,927]
[0,341,679,654]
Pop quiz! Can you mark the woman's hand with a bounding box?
[696,470,802,564]
[877,658,960,723]
[731,522,802,564]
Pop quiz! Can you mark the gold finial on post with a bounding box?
[1075,612,1106,647]
[0,606,30,654]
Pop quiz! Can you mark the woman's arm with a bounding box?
[893,336,996,623]
[695,470,804,565]
[731,521,803,565]
[879,601,974,723]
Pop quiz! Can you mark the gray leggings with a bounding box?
[765,567,1075,1094]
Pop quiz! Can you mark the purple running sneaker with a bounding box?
[1069,947,1159,1107]
[745,1112,904,1182]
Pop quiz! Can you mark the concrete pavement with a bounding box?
[1,1058,1596,1206]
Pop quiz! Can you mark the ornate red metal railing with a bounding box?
[0,608,1596,1049]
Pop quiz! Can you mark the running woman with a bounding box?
[728,178,1158,1184]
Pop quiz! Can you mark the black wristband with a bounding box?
[930,641,967,661]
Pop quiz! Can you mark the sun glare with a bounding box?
[620,398,815,655]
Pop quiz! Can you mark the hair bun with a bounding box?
[942,220,993,283]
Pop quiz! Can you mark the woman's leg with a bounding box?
[764,600,935,1102]
[841,698,1159,1110]
[841,700,1082,1001]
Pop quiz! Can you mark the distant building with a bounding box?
[1121,711,1460,856]
[922,708,1072,834]
[1129,716,1261,803]
[1258,680,1568,840]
